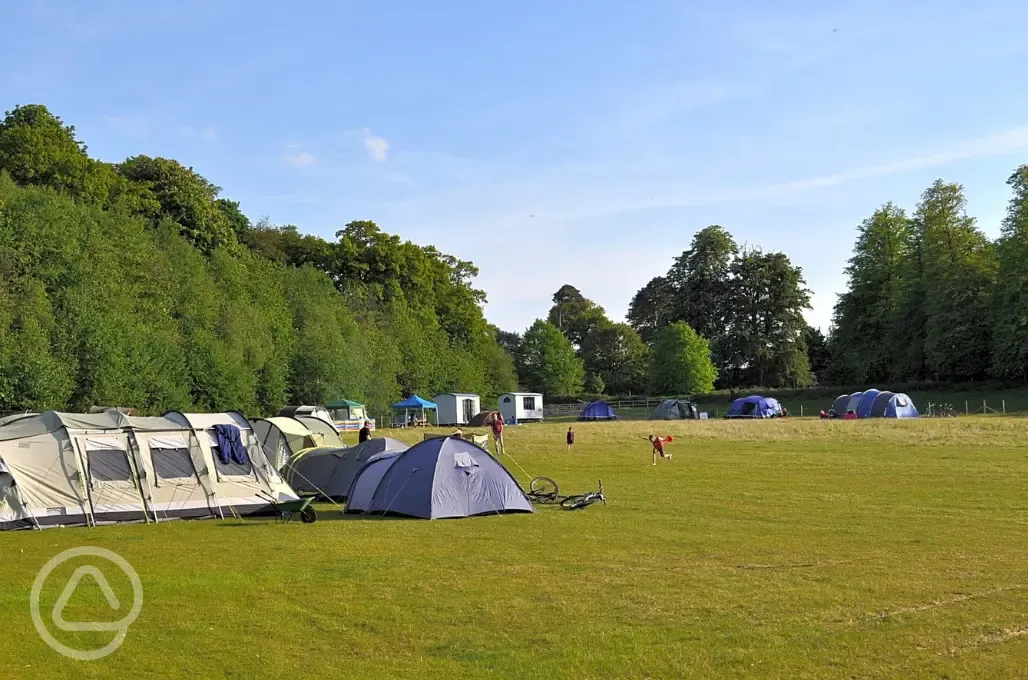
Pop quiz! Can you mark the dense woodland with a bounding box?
[0,105,517,416]
[3,104,1026,413]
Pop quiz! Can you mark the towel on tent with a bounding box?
[212,424,248,465]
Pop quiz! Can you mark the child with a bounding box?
[566,426,575,451]
[648,434,672,465]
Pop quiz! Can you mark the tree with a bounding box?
[546,284,607,347]
[913,180,996,381]
[992,165,1028,379]
[117,155,236,252]
[721,249,813,387]
[584,372,605,394]
[647,322,717,395]
[829,204,910,383]
[579,322,648,395]
[627,276,673,344]
[667,225,738,343]
[518,320,585,396]
[804,326,831,385]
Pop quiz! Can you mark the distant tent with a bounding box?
[831,394,850,415]
[652,399,699,420]
[392,395,438,426]
[296,416,344,447]
[845,392,864,414]
[325,399,367,421]
[856,389,881,418]
[345,436,533,519]
[871,392,919,418]
[278,405,334,426]
[578,401,617,421]
[283,437,409,500]
[468,411,498,427]
[726,395,783,419]
[252,417,320,470]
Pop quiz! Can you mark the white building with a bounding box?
[498,393,544,423]
[434,393,481,426]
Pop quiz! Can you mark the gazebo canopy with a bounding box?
[392,395,437,410]
[326,398,364,409]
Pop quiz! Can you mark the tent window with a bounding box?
[523,396,536,410]
[896,396,908,406]
[87,450,133,482]
[212,446,253,477]
[151,448,196,480]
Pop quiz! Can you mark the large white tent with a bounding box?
[0,411,298,531]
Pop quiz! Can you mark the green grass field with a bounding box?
[2,419,1027,679]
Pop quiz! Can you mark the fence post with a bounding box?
[983,399,987,414]
[800,405,804,417]
[1003,400,1006,414]
[965,401,969,415]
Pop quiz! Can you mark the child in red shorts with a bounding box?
[648,434,672,465]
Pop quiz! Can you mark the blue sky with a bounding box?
[3,0,1028,334]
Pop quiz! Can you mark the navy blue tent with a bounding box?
[726,395,783,419]
[578,400,617,421]
[856,389,881,418]
[870,392,919,418]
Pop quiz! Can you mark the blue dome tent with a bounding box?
[856,389,881,418]
[578,401,617,421]
[871,392,919,418]
[726,395,783,419]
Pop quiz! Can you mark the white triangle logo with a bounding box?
[52,566,123,632]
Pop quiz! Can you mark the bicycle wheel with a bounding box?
[529,477,559,503]
[561,494,593,510]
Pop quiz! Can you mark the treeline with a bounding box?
[499,227,813,396]
[0,105,516,416]
[829,171,1028,385]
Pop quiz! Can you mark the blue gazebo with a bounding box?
[392,394,438,427]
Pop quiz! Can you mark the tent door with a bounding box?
[462,399,475,424]
[78,436,147,523]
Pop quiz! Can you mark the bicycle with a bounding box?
[527,476,562,504]
[560,480,606,510]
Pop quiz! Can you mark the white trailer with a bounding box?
[498,392,544,423]
[434,393,481,426]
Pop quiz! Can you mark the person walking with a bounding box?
[490,413,506,456]
[358,420,372,443]
[566,426,575,452]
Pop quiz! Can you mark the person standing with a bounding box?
[490,413,506,455]
[358,420,372,444]
[566,426,575,452]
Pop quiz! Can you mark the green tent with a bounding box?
[326,399,367,421]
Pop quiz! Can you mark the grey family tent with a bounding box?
[468,411,499,427]
[578,400,617,421]
[279,404,335,425]
[345,436,533,519]
[830,394,850,415]
[296,416,344,448]
[252,417,321,470]
[652,399,699,420]
[0,411,297,530]
[282,437,409,500]
[726,396,783,418]
[828,391,920,418]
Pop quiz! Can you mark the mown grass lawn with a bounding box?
[1,419,1027,679]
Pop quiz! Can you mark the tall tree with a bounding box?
[647,322,717,395]
[519,320,585,396]
[992,165,1028,379]
[830,203,910,383]
[627,276,673,344]
[667,225,738,344]
[579,322,648,395]
[914,180,996,381]
[721,249,813,387]
[546,284,607,347]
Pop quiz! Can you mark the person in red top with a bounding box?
[566,426,575,451]
[489,413,505,455]
[648,434,672,466]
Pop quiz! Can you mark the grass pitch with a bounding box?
[1,419,1026,679]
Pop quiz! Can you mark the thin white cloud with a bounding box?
[284,151,316,167]
[201,127,217,142]
[363,130,390,163]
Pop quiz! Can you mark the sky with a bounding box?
[3,0,1028,334]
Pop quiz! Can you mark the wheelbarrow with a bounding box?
[266,496,317,524]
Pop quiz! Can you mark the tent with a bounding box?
[278,405,334,425]
[870,392,919,418]
[424,432,489,448]
[0,411,297,530]
[652,399,699,420]
[468,411,498,427]
[326,399,367,421]
[297,416,344,448]
[725,395,783,418]
[283,437,409,501]
[856,389,881,418]
[579,400,617,421]
[345,436,534,519]
[252,417,321,470]
[830,394,850,415]
[845,392,865,414]
[392,395,438,427]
